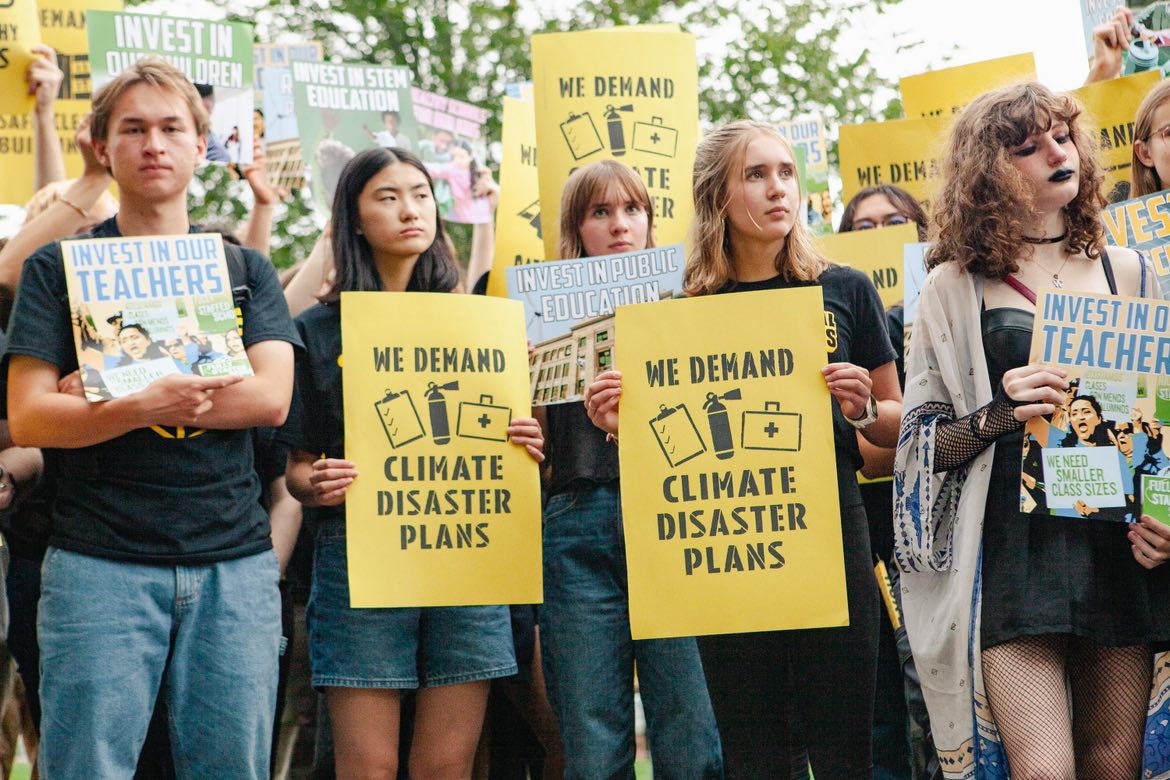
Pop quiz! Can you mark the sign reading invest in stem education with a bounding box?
[87,11,255,165]
[509,244,684,407]
[1103,190,1170,297]
[413,87,492,225]
[62,234,253,401]
[291,60,417,214]
[1072,70,1160,201]
[778,115,833,236]
[616,287,846,639]
[0,0,37,117]
[815,222,918,310]
[489,96,543,298]
[838,115,949,208]
[899,53,1036,119]
[532,28,698,259]
[340,292,541,607]
[1021,289,1170,522]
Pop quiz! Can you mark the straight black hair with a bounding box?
[323,146,460,301]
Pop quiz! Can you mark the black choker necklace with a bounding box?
[1021,232,1068,245]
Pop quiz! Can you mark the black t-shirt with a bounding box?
[3,217,302,564]
[545,403,619,496]
[859,304,905,561]
[717,264,896,503]
[280,302,344,524]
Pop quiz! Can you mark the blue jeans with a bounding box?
[38,546,282,779]
[540,482,723,779]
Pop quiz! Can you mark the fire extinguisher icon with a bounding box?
[604,104,634,156]
[425,381,460,444]
[703,389,742,460]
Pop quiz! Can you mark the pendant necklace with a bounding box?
[1028,251,1072,289]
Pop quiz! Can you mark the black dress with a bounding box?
[979,292,1170,649]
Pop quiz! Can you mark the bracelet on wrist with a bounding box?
[58,195,90,220]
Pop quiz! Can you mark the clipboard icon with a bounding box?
[560,112,604,160]
[649,403,706,467]
[375,388,426,449]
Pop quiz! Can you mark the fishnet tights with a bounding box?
[982,634,1150,780]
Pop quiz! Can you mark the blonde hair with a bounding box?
[684,120,827,296]
[1132,79,1170,198]
[558,160,655,259]
[91,56,210,142]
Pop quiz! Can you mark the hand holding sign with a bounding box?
[1130,514,1170,570]
[309,457,358,506]
[585,368,622,436]
[1002,363,1070,422]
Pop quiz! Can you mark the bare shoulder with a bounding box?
[1103,245,1151,298]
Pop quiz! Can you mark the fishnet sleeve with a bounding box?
[932,389,1024,473]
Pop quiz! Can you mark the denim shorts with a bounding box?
[308,523,517,689]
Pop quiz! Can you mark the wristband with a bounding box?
[58,196,90,220]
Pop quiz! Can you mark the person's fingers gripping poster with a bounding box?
[341,292,541,607]
[616,287,847,640]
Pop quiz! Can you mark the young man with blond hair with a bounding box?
[4,56,299,777]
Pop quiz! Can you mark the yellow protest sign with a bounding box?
[1071,70,1160,201]
[341,292,542,607]
[0,0,38,116]
[488,96,543,298]
[899,53,1036,118]
[615,287,846,639]
[815,222,918,309]
[532,28,698,259]
[838,115,949,209]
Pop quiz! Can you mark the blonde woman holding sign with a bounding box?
[896,82,1170,779]
[283,146,545,779]
[587,121,902,777]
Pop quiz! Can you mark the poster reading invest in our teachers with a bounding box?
[341,292,541,607]
[531,27,699,259]
[616,287,846,639]
[1021,290,1170,524]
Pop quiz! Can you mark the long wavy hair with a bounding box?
[558,160,656,260]
[927,82,1105,278]
[684,120,827,296]
[1132,79,1170,198]
[322,147,461,300]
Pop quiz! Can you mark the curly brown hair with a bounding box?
[927,82,1105,278]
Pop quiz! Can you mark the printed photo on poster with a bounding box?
[507,244,684,406]
[413,87,492,225]
[1021,290,1170,523]
[61,234,253,401]
[290,60,417,214]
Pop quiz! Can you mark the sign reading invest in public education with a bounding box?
[488,95,543,298]
[1022,289,1170,523]
[837,115,950,208]
[509,244,684,407]
[616,287,846,639]
[531,27,699,259]
[815,222,918,310]
[62,234,253,401]
[340,292,541,607]
[899,53,1036,118]
[87,11,255,165]
[290,60,417,214]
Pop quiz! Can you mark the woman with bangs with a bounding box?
[587,122,902,777]
[895,82,1170,779]
[540,159,723,779]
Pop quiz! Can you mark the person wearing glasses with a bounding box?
[838,185,928,237]
[1132,79,1170,200]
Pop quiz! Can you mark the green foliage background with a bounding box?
[148,0,918,269]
